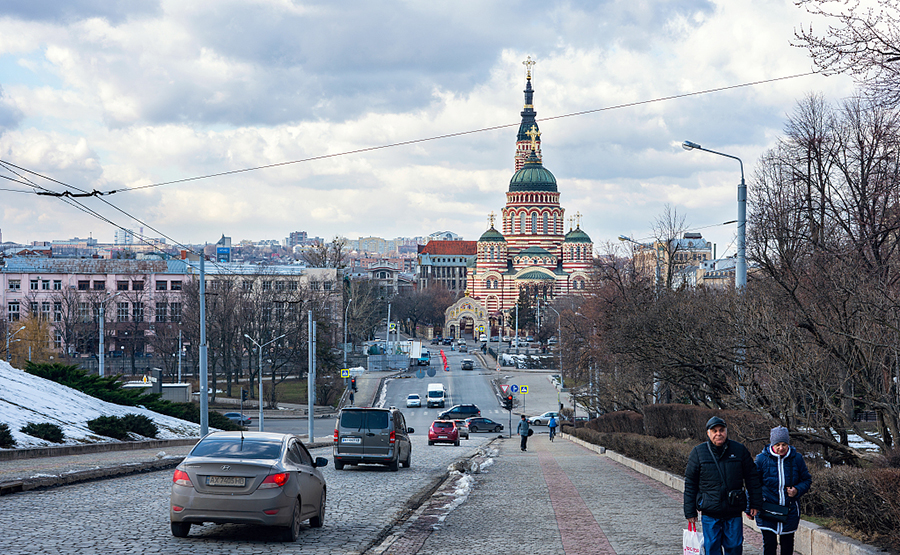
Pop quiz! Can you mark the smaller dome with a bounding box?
[564,227,592,243]
[479,227,506,242]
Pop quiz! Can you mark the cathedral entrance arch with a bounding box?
[444,297,489,341]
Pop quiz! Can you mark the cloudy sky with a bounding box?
[0,0,856,257]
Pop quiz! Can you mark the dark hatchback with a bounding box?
[438,404,481,420]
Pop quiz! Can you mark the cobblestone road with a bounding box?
[0,435,492,555]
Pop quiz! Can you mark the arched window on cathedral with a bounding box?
[518,213,525,234]
[531,213,537,234]
[543,214,548,235]
[490,246,495,260]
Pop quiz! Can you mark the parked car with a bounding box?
[333,407,414,471]
[502,335,511,343]
[479,334,487,342]
[458,343,468,353]
[438,404,481,420]
[527,411,561,426]
[465,417,504,433]
[223,412,252,426]
[457,338,466,345]
[428,420,459,446]
[525,336,534,342]
[460,359,475,371]
[406,394,421,408]
[169,431,327,541]
[431,337,441,345]
[452,419,469,439]
[547,336,558,345]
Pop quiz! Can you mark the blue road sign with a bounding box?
[341,369,350,378]
[520,385,529,394]
[510,384,519,393]
[427,367,436,377]
[416,368,425,379]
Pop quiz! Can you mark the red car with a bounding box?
[428,420,460,446]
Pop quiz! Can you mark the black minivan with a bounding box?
[333,407,414,471]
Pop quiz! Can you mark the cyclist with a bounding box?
[548,415,558,442]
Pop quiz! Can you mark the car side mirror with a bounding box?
[407,427,414,434]
[315,457,328,468]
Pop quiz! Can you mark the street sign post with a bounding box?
[500,384,509,395]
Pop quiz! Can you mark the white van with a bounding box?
[426,383,447,408]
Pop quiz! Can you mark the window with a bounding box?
[543,214,548,234]
[156,281,167,291]
[132,281,144,291]
[323,281,332,291]
[8,279,20,291]
[30,280,39,290]
[30,302,38,316]
[274,301,286,320]
[262,281,272,291]
[54,330,63,350]
[242,280,253,291]
[54,302,62,322]
[532,213,537,234]
[53,280,61,290]
[7,302,19,321]
[117,302,129,322]
[170,302,182,322]
[170,280,182,291]
[79,302,91,322]
[117,281,129,291]
[42,280,50,290]
[93,280,105,290]
[78,280,90,290]
[156,303,167,323]
[132,302,144,322]
[41,302,51,321]
[288,281,298,291]
[275,281,285,291]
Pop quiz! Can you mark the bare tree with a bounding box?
[651,204,689,291]
[795,0,900,106]
[300,236,349,268]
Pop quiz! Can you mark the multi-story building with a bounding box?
[416,240,477,294]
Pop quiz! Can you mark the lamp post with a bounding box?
[5,325,26,362]
[682,140,746,289]
[343,298,353,368]
[244,333,286,432]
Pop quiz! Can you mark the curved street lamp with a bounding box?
[244,333,287,432]
[682,140,746,289]
[6,325,26,362]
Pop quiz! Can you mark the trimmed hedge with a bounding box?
[87,413,157,440]
[21,422,65,443]
[586,410,644,434]
[0,422,16,448]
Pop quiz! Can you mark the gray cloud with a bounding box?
[2,0,161,24]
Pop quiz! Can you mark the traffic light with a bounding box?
[351,377,357,392]
[504,395,513,411]
[241,389,248,402]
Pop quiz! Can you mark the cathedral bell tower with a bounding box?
[515,56,541,171]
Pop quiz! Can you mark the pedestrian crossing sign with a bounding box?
[389,323,397,331]
[520,385,529,394]
[341,369,350,378]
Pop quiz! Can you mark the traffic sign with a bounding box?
[416,368,425,379]
[427,367,436,377]
[500,384,509,395]
[520,385,529,394]
[510,384,519,393]
[340,368,350,378]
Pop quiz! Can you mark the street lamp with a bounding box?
[5,325,26,362]
[244,333,286,432]
[343,298,353,368]
[682,140,746,289]
[545,305,564,398]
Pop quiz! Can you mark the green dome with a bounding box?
[479,227,506,242]
[564,227,592,243]
[509,151,557,192]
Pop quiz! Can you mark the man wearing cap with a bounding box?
[684,416,763,555]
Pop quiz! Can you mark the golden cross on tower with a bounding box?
[488,211,496,228]
[525,125,541,151]
[575,211,582,228]
[523,56,536,79]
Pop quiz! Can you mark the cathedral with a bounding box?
[444,58,594,338]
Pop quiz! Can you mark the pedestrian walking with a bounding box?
[349,391,355,406]
[684,416,763,555]
[517,415,530,451]
[754,426,812,555]
[548,415,558,442]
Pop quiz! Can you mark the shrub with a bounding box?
[586,411,644,434]
[564,426,693,475]
[121,414,158,438]
[0,422,15,448]
[87,416,129,440]
[20,422,65,443]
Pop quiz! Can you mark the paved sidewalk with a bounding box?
[408,433,766,555]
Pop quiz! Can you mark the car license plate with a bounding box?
[341,437,362,444]
[207,476,245,487]
[439,435,447,439]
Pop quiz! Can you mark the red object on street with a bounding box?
[440,349,449,371]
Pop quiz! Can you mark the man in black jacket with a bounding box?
[684,416,763,555]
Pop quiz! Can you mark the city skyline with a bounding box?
[0,2,856,256]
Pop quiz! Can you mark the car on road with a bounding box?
[438,404,481,420]
[502,335,511,342]
[333,407,414,471]
[431,337,441,345]
[527,411,561,426]
[441,337,453,345]
[460,359,475,371]
[428,420,460,446]
[464,417,504,433]
[223,412,252,426]
[525,335,534,342]
[169,431,327,541]
[405,394,421,408]
[479,334,487,342]
[452,419,469,439]
[458,343,468,353]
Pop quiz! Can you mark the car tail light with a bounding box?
[263,509,279,515]
[259,472,290,489]
[334,429,339,443]
[172,505,184,512]
[172,469,192,487]
[389,430,396,444]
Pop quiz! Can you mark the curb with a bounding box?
[560,433,886,555]
[0,438,200,461]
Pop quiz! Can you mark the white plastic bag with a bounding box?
[683,521,704,555]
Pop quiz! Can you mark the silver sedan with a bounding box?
[170,431,328,541]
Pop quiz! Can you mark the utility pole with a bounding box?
[199,251,208,436]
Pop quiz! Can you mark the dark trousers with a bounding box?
[762,530,794,555]
[520,434,528,450]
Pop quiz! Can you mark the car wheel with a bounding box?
[454,440,460,446]
[469,425,477,433]
[334,460,344,470]
[428,440,434,446]
[402,449,411,468]
[494,426,501,433]
[388,457,399,472]
[171,521,191,538]
[533,420,542,426]
[309,489,326,528]
[283,498,301,542]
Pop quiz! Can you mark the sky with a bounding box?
[0,0,858,258]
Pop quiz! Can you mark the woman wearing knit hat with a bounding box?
[754,426,812,555]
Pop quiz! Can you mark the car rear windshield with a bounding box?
[340,410,390,430]
[433,421,454,430]
[190,439,282,459]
